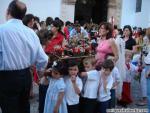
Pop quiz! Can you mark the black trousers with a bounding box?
[67,104,79,113]
[39,84,48,113]
[0,68,32,113]
[79,97,97,113]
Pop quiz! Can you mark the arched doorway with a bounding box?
[74,0,108,25]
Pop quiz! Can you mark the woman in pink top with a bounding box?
[96,22,118,67]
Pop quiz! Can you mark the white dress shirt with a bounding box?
[65,76,83,105]
[0,19,48,70]
[98,73,113,102]
[70,27,88,38]
[83,70,100,99]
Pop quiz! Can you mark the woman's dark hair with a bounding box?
[99,22,113,39]
[52,20,62,32]
[101,59,114,71]
[123,25,133,37]
[8,0,27,20]
[46,17,53,26]
[22,14,34,26]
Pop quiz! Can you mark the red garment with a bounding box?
[63,26,69,40]
[126,63,130,70]
[45,32,64,53]
[120,82,132,104]
[33,66,39,84]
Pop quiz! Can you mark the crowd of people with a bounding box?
[0,1,150,113]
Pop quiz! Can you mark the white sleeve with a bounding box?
[130,63,138,72]
[83,29,89,38]
[106,75,113,90]
[114,67,121,82]
[77,77,83,91]
[87,70,99,80]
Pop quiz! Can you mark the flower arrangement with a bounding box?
[51,37,95,59]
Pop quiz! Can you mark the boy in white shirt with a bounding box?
[97,59,114,113]
[106,54,121,108]
[80,57,100,113]
[64,61,83,113]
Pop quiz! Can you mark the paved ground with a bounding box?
[0,79,148,113]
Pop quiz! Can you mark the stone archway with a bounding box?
[61,0,122,26]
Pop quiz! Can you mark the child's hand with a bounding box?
[53,106,59,113]
[71,76,76,83]
[44,68,52,76]
[80,72,87,77]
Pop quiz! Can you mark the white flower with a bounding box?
[52,61,57,67]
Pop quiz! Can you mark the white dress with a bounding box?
[44,77,68,113]
[115,35,126,98]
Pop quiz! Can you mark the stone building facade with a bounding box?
[60,0,122,26]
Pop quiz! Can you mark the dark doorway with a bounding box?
[75,0,108,25]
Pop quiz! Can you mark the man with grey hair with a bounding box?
[0,0,48,113]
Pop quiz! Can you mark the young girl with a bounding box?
[64,61,83,113]
[80,57,100,113]
[97,59,114,113]
[44,61,68,113]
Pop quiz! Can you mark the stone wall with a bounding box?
[60,0,122,26]
[107,0,122,27]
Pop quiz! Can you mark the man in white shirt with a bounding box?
[0,1,48,113]
[70,24,89,39]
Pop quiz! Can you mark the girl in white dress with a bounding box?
[44,61,68,113]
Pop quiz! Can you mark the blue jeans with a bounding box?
[145,65,150,113]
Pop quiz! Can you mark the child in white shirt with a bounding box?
[97,59,114,113]
[106,54,121,108]
[119,50,140,107]
[80,57,100,113]
[64,61,83,113]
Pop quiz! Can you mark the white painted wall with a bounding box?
[120,0,136,28]
[121,0,150,28]
[60,4,75,23]
[134,0,150,28]
[0,0,62,24]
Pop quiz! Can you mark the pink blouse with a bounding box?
[95,40,113,64]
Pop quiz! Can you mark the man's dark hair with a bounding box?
[101,59,114,71]
[74,23,81,28]
[8,0,27,20]
[22,14,34,26]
